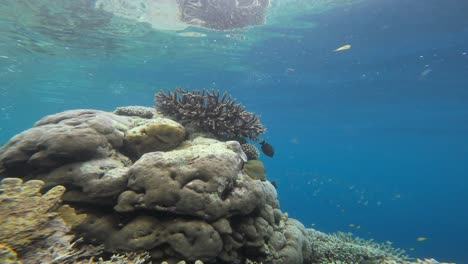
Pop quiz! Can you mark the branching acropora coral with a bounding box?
[155,88,266,140]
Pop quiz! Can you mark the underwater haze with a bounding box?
[1,0,468,262]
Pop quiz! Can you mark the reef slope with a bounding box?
[0,107,453,264]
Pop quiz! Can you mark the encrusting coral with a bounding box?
[123,117,186,158]
[155,88,266,141]
[243,160,266,181]
[114,106,156,119]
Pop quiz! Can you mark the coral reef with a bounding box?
[243,160,266,181]
[241,143,260,160]
[114,137,260,221]
[409,259,455,264]
[0,105,452,264]
[123,117,186,158]
[308,230,410,263]
[114,106,157,119]
[0,177,146,264]
[0,110,133,178]
[155,88,266,140]
[0,178,66,252]
[0,243,21,264]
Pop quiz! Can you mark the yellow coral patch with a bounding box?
[244,160,266,181]
[0,243,21,264]
[58,205,88,229]
[0,178,65,252]
[124,119,186,158]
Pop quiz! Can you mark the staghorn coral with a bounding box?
[332,231,409,260]
[308,229,411,263]
[155,88,266,140]
[409,259,455,264]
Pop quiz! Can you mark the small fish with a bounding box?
[349,224,355,228]
[270,180,278,189]
[334,44,351,52]
[416,237,428,242]
[260,140,275,157]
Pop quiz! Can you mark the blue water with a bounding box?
[1,0,468,262]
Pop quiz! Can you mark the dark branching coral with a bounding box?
[155,88,266,140]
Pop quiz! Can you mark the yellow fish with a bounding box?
[334,44,351,52]
[416,237,428,242]
[349,224,355,228]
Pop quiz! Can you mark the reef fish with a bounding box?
[260,140,275,157]
[334,44,351,52]
[270,180,278,189]
[416,237,428,242]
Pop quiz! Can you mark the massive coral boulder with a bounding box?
[0,106,427,264]
[0,109,187,178]
[0,108,301,263]
[115,137,265,220]
[0,110,133,177]
[77,214,224,261]
[39,154,131,205]
[0,110,187,205]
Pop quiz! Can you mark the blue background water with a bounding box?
[1,0,468,262]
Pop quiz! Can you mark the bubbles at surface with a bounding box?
[95,0,189,31]
[95,0,271,31]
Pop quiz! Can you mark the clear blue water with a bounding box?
[1,0,468,262]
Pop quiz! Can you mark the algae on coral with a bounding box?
[243,160,266,181]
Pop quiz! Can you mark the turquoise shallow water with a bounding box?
[1,0,468,262]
